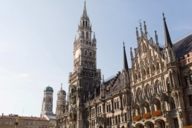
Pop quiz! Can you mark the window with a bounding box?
[190,74,192,84]
[173,118,179,128]
[184,76,188,87]
[89,52,92,57]
[106,104,111,112]
[189,95,192,106]
[86,32,88,39]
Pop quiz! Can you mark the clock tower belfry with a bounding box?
[68,1,101,128]
[73,1,96,71]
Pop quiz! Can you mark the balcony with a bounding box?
[152,110,162,117]
[143,113,151,119]
[133,115,142,121]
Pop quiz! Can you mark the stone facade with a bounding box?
[54,2,192,128]
[0,114,50,128]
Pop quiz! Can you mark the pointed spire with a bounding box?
[139,22,143,36]
[60,83,63,90]
[130,47,133,59]
[92,32,96,43]
[136,27,139,40]
[163,13,173,48]
[154,30,159,46]
[123,42,129,71]
[143,21,148,36]
[130,47,134,63]
[102,75,105,83]
[93,32,96,39]
[82,0,88,18]
[134,48,137,57]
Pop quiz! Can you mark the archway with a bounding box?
[145,122,154,128]
[156,120,165,128]
[135,123,144,128]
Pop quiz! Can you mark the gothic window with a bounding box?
[124,113,127,121]
[144,103,150,113]
[143,69,146,77]
[166,78,171,93]
[86,32,88,39]
[152,64,155,72]
[89,52,92,57]
[118,115,120,124]
[85,21,87,27]
[135,107,140,115]
[84,50,87,56]
[170,98,176,109]
[142,44,147,52]
[154,80,161,95]
[106,103,111,112]
[138,72,141,79]
[154,99,161,110]
[184,76,188,87]
[147,67,150,75]
[145,84,150,98]
[136,88,142,102]
[81,31,84,38]
[173,118,179,128]
[123,95,127,107]
[189,74,192,84]
[189,95,192,106]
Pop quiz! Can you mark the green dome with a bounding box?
[45,86,53,92]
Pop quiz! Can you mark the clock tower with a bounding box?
[68,1,101,128]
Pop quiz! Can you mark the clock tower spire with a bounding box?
[68,2,101,128]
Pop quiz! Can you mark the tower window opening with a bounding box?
[189,74,192,84]
[85,21,87,27]
[189,95,192,106]
[86,32,88,39]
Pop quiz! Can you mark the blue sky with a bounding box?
[0,0,191,116]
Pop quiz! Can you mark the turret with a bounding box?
[56,85,66,117]
[41,86,54,117]
[163,13,175,63]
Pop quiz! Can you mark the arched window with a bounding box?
[166,78,171,93]
[136,88,142,102]
[81,31,84,38]
[154,99,161,110]
[170,98,176,109]
[147,67,150,75]
[86,32,89,39]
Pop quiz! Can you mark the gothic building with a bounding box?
[44,2,192,128]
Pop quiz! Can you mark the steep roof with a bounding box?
[173,34,192,58]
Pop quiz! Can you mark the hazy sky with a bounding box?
[0,0,191,116]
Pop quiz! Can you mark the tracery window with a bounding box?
[190,74,192,84]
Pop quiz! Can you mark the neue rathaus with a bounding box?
[41,2,192,128]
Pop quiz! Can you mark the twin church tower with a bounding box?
[40,1,192,128]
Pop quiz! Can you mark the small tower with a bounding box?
[56,85,66,117]
[163,13,175,63]
[123,42,129,72]
[41,86,54,117]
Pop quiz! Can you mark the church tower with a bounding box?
[56,85,66,117]
[68,1,101,128]
[41,86,54,118]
